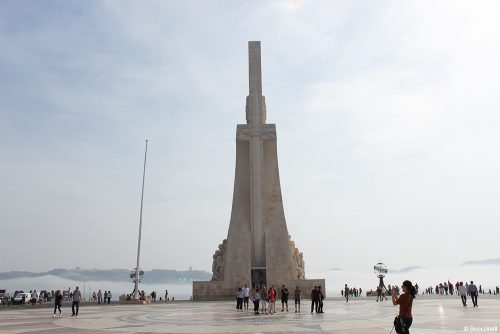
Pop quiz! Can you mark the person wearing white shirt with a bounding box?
[458,282,467,307]
[30,290,37,307]
[242,284,250,310]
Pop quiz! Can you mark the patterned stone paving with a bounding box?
[1,296,499,333]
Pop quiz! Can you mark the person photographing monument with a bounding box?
[391,280,416,334]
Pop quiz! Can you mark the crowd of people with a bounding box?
[423,281,500,297]
[123,289,174,302]
[340,285,362,300]
[234,284,325,315]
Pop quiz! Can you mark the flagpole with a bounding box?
[134,139,148,300]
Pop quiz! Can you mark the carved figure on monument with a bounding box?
[211,239,227,281]
[288,234,305,279]
[297,252,305,279]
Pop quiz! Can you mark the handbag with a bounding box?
[392,316,406,334]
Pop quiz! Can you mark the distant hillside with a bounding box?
[391,266,421,273]
[461,258,500,266]
[0,268,211,283]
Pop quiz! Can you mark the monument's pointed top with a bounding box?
[248,41,262,95]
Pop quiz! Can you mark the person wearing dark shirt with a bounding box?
[469,281,478,307]
[53,290,63,316]
[317,286,324,313]
[392,280,416,334]
[280,285,289,312]
[294,286,302,313]
[310,286,319,313]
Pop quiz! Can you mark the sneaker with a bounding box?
[53,314,56,317]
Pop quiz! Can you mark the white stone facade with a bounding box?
[193,41,325,300]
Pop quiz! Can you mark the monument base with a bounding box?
[193,279,326,301]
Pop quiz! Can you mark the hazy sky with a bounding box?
[1,0,499,275]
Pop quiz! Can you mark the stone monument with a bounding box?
[193,41,325,300]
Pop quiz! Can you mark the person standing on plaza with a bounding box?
[97,290,102,304]
[458,282,467,307]
[272,285,278,313]
[268,286,276,314]
[294,286,302,313]
[165,289,168,301]
[53,290,63,316]
[469,281,478,307]
[252,287,261,315]
[104,291,108,304]
[30,290,37,307]
[311,286,319,312]
[392,280,416,334]
[381,285,388,301]
[317,286,324,313]
[71,286,81,317]
[107,291,112,304]
[344,284,349,302]
[280,284,289,312]
[236,287,243,311]
[260,286,268,314]
[242,284,249,310]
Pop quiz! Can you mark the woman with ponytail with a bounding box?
[391,280,416,334]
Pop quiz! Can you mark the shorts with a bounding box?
[243,297,249,303]
[295,298,300,305]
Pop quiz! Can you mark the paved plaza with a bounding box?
[1,296,499,334]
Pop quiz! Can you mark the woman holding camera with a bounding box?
[392,280,416,334]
